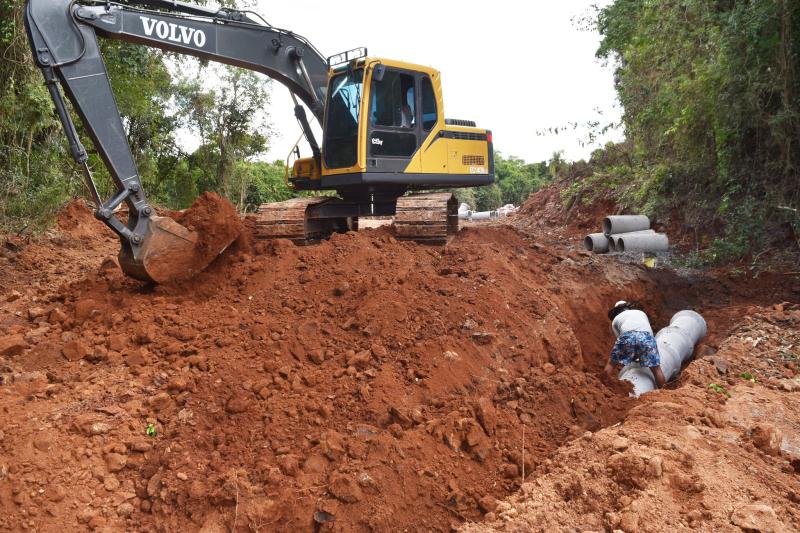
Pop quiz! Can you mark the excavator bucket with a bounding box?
[117,193,242,283]
[118,216,237,284]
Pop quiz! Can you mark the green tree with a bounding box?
[101,41,182,205]
[176,66,272,209]
[474,184,503,211]
[237,160,297,210]
[495,153,550,206]
[0,0,275,229]
[594,0,800,262]
[0,0,86,230]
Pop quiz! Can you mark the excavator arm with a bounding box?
[24,0,330,282]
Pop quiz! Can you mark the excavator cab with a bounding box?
[290,54,494,195]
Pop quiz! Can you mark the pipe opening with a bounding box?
[583,236,594,251]
[617,239,625,252]
[602,217,612,235]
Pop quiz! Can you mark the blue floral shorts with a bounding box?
[611,331,660,367]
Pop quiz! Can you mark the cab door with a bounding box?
[417,73,447,174]
[365,68,422,173]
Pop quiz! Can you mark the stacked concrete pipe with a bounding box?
[603,215,650,235]
[618,310,707,397]
[584,215,670,254]
[584,233,610,253]
[608,230,655,252]
[616,233,669,252]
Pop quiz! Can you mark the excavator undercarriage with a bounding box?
[252,192,458,246]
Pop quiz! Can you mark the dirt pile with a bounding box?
[140,192,243,284]
[172,192,244,269]
[513,183,619,241]
[0,206,652,532]
[462,305,800,533]
[57,198,98,237]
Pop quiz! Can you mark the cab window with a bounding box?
[421,76,437,131]
[370,70,415,129]
[323,69,363,169]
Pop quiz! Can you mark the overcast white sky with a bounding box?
[181,0,623,164]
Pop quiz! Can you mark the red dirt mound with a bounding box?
[515,183,618,237]
[57,198,103,239]
[143,192,244,284]
[173,192,244,264]
[0,214,645,532]
[1,200,798,532]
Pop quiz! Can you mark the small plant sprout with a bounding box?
[739,372,757,383]
[708,383,731,397]
[146,423,157,437]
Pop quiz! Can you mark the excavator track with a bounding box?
[253,197,355,245]
[253,193,457,246]
[394,192,459,245]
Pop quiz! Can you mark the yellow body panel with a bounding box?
[445,138,491,175]
[291,156,321,181]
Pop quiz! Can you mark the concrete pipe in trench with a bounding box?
[619,310,707,397]
[603,215,650,236]
[617,233,669,252]
[584,233,610,253]
[470,211,498,221]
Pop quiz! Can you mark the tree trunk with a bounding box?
[777,0,795,177]
[26,129,34,177]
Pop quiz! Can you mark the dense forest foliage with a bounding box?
[573,0,799,263]
[0,0,283,228]
[0,0,550,232]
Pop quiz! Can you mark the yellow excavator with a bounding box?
[25,0,494,282]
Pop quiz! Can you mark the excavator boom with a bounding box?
[24,0,330,282]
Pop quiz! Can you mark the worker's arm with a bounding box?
[651,365,667,388]
[604,360,617,379]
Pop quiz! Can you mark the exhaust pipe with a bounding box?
[617,233,669,252]
[603,215,650,236]
[584,233,610,253]
[619,310,707,397]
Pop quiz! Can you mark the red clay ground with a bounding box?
[0,198,798,532]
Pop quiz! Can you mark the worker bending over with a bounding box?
[605,301,666,388]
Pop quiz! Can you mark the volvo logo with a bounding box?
[371,137,384,146]
[140,16,207,48]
